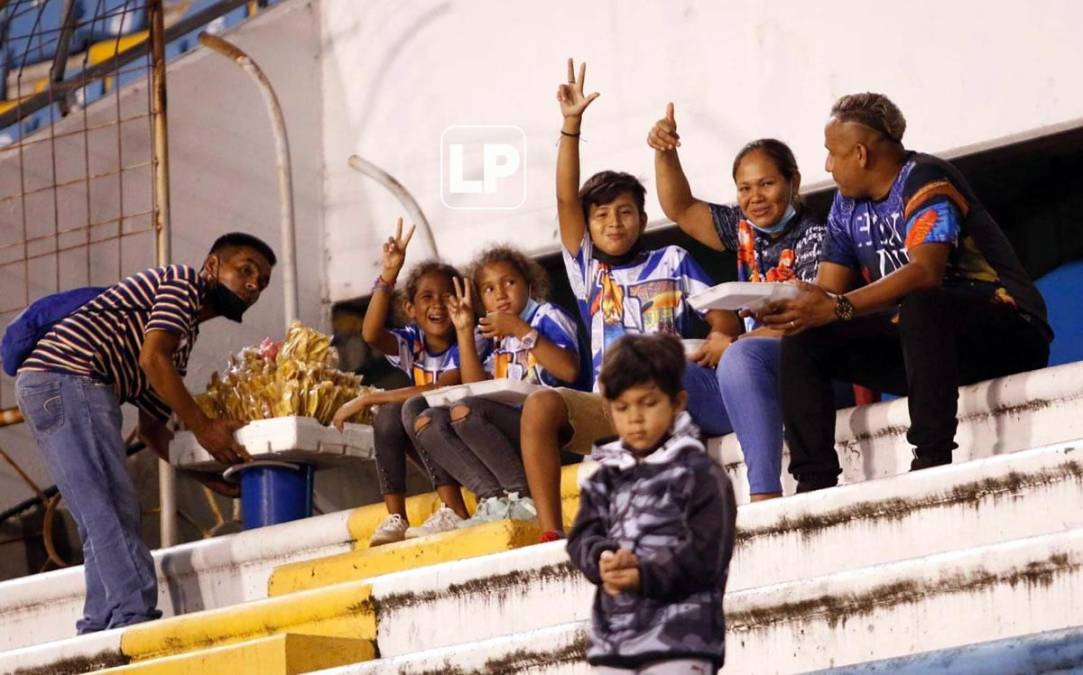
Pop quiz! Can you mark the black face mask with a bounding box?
[207,265,250,323]
[591,238,647,267]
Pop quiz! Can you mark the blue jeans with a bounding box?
[682,362,733,438]
[15,371,161,633]
[716,337,784,495]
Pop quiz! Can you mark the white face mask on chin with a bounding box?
[749,203,797,236]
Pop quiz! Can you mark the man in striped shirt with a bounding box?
[14,232,275,634]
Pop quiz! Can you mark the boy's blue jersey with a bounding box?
[562,233,714,386]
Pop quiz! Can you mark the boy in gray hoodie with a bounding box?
[567,334,738,673]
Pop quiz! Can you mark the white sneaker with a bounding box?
[369,513,408,547]
[457,496,511,529]
[506,492,538,522]
[405,506,465,539]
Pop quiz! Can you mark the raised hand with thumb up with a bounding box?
[647,102,681,152]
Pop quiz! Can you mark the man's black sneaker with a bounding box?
[910,451,952,471]
[795,473,839,493]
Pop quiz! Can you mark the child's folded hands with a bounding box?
[600,548,642,595]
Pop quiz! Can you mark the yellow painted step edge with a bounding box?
[269,519,542,597]
[120,582,375,662]
[561,461,595,529]
[103,634,374,675]
[346,491,480,550]
[88,32,149,66]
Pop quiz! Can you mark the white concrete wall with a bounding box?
[0,0,329,576]
[164,0,327,404]
[319,0,1083,301]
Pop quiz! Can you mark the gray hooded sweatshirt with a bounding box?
[567,412,737,671]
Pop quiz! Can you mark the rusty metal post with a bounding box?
[149,0,178,549]
[198,32,299,328]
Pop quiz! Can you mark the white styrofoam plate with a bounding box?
[682,339,705,356]
[424,378,541,407]
[170,416,374,471]
[688,281,800,312]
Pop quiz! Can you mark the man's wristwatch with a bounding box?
[520,328,539,350]
[833,295,855,321]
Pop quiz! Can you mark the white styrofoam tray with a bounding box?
[170,416,374,471]
[423,378,540,407]
[682,339,705,356]
[688,281,800,312]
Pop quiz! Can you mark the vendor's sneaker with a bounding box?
[405,506,465,539]
[506,492,538,522]
[457,496,511,529]
[369,513,408,547]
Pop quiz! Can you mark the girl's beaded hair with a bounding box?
[467,245,549,301]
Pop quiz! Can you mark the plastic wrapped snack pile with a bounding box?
[194,321,378,426]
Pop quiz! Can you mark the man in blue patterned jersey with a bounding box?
[759,93,1051,492]
[15,232,275,633]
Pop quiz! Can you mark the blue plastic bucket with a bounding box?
[226,460,315,529]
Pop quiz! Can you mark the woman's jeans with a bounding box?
[716,337,785,495]
[682,362,733,438]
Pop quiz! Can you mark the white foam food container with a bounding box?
[170,416,374,471]
[681,339,705,356]
[688,281,800,312]
[424,378,541,407]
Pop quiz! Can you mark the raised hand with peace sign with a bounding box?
[447,275,490,383]
[557,58,600,121]
[380,217,416,283]
[556,58,600,255]
[647,102,681,153]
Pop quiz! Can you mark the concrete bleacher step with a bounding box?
[724,527,1083,672]
[0,508,358,652]
[322,527,1083,674]
[815,624,1083,674]
[294,443,1081,663]
[269,519,541,596]
[3,360,1078,655]
[316,623,591,675]
[3,441,1077,673]
[734,441,1083,587]
[2,363,1080,671]
[0,628,130,674]
[0,518,534,674]
[0,488,484,655]
[100,634,374,675]
[0,577,377,674]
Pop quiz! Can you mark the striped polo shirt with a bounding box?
[20,265,207,421]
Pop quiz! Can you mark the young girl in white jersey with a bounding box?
[333,219,469,545]
[410,245,582,528]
